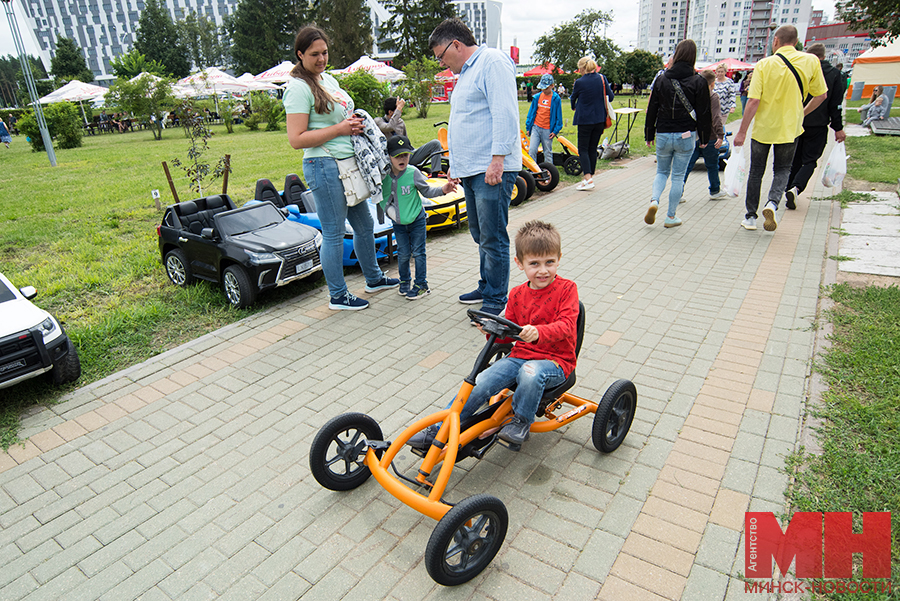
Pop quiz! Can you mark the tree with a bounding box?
[105,73,176,140]
[617,49,663,91]
[17,102,83,151]
[110,48,168,79]
[134,0,191,78]
[50,37,94,83]
[14,56,54,106]
[837,0,899,47]
[533,9,620,74]
[395,56,441,118]
[1,55,21,107]
[316,0,374,68]
[336,70,388,116]
[381,0,456,68]
[176,10,228,71]
[229,0,306,75]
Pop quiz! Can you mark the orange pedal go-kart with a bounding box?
[309,305,637,586]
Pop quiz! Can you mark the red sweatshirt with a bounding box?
[502,276,579,376]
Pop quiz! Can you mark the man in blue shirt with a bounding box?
[429,18,522,316]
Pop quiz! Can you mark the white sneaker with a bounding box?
[762,201,778,231]
[575,179,594,191]
[709,190,728,200]
[741,217,757,230]
[644,201,659,225]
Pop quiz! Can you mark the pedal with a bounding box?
[470,434,499,459]
[498,439,522,452]
[368,440,391,452]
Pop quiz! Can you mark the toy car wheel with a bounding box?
[309,412,384,491]
[164,249,194,287]
[519,170,536,199]
[592,379,637,453]
[425,494,508,586]
[223,265,255,308]
[50,338,81,385]
[510,176,527,206]
[563,156,582,176]
[535,162,559,192]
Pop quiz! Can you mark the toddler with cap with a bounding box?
[380,135,459,299]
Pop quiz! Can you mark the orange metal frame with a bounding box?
[365,381,598,522]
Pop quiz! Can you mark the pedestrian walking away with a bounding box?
[733,25,827,233]
[683,70,726,200]
[570,57,614,191]
[429,17,521,317]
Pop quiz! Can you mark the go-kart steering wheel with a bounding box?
[466,309,523,341]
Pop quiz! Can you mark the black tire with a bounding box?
[719,158,727,171]
[164,249,194,287]
[563,156,582,176]
[309,413,383,491]
[487,342,513,367]
[592,379,637,453]
[50,338,81,385]
[535,162,560,192]
[223,264,256,308]
[425,494,508,586]
[519,170,536,199]
[510,176,527,206]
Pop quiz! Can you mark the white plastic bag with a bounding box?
[722,144,748,197]
[821,141,847,188]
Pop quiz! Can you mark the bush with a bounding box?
[337,70,389,116]
[17,102,84,151]
[248,92,284,132]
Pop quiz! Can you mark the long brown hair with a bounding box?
[290,26,333,115]
[671,39,697,67]
[870,85,884,104]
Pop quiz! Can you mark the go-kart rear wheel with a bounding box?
[592,379,637,453]
[535,162,559,192]
[165,249,194,287]
[510,176,527,206]
[425,494,508,586]
[487,342,513,367]
[563,156,582,176]
[310,413,384,491]
[519,170,536,199]
[223,265,255,308]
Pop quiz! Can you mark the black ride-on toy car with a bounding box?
[157,195,323,308]
[309,305,637,585]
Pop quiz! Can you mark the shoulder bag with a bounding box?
[671,80,697,121]
[776,53,810,106]
[601,75,614,128]
[325,150,370,206]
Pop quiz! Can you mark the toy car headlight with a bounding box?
[246,251,279,265]
[37,317,59,341]
[314,231,323,248]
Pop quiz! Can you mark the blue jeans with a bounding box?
[455,357,566,426]
[529,127,553,163]
[393,209,427,286]
[303,157,385,298]
[460,172,516,310]
[652,132,696,219]
[683,139,721,194]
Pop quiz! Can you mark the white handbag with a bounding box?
[334,155,371,206]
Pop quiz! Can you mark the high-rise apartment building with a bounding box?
[451,0,502,48]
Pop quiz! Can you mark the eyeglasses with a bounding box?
[436,41,455,64]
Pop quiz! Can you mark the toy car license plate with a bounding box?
[296,260,313,274]
[0,358,27,375]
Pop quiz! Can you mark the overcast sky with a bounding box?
[2,0,839,70]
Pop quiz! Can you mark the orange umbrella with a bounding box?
[523,63,565,76]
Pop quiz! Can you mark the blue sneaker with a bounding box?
[329,291,368,311]
[365,275,400,293]
[498,415,531,446]
[407,284,430,300]
[398,280,411,295]
[458,289,483,304]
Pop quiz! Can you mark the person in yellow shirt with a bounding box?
[733,25,827,232]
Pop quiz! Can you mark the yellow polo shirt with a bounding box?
[748,46,827,144]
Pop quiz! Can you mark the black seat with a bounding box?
[538,301,586,411]
[205,195,227,215]
[284,174,312,212]
[254,178,284,208]
[178,200,204,235]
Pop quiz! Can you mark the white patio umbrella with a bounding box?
[178,67,249,95]
[255,60,295,83]
[39,80,109,124]
[332,56,406,83]
[236,73,279,91]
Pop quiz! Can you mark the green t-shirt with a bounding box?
[283,73,355,159]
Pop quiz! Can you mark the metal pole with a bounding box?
[3,0,57,166]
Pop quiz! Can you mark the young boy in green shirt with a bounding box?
[380,135,458,299]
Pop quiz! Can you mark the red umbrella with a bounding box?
[702,58,755,72]
[523,63,565,76]
[435,68,457,81]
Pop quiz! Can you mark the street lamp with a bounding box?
[765,21,778,56]
[2,0,57,166]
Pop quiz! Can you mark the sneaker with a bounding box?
[398,281,411,296]
[762,202,778,231]
[741,217,757,230]
[785,187,798,210]
[644,201,659,225]
[407,284,430,300]
[365,275,400,293]
[664,216,682,228]
[709,190,728,200]
[407,424,439,450]
[329,291,369,311]
[575,180,595,191]
[458,289,483,304]
[498,415,531,446]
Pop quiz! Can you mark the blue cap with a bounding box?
[537,74,555,90]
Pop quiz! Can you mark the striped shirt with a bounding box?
[448,45,522,178]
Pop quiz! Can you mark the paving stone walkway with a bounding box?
[1,139,842,600]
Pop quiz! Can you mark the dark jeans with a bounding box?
[393,210,427,286]
[577,123,605,176]
[410,139,444,174]
[787,126,829,194]
[683,139,721,194]
[745,139,797,219]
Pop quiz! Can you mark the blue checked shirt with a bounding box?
[448,45,522,178]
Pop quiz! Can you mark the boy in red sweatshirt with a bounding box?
[409,220,578,448]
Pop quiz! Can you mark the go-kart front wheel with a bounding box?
[309,413,384,491]
[510,176,528,206]
[425,494,508,586]
[563,156,582,176]
[592,379,637,453]
[535,162,559,192]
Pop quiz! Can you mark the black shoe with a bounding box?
[407,425,439,450]
[785,187,798,210]
[498,415,531,446]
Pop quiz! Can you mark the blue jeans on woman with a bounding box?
[683,139,721,194]
[458,357,566,425]
[393,209,427,287]
[652,131,696,218]
[303,156,386,298]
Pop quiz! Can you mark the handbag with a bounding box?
[334,155,371,206]
[602,75,614,128]
[821,141,847,188]
[722,144,748,197]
